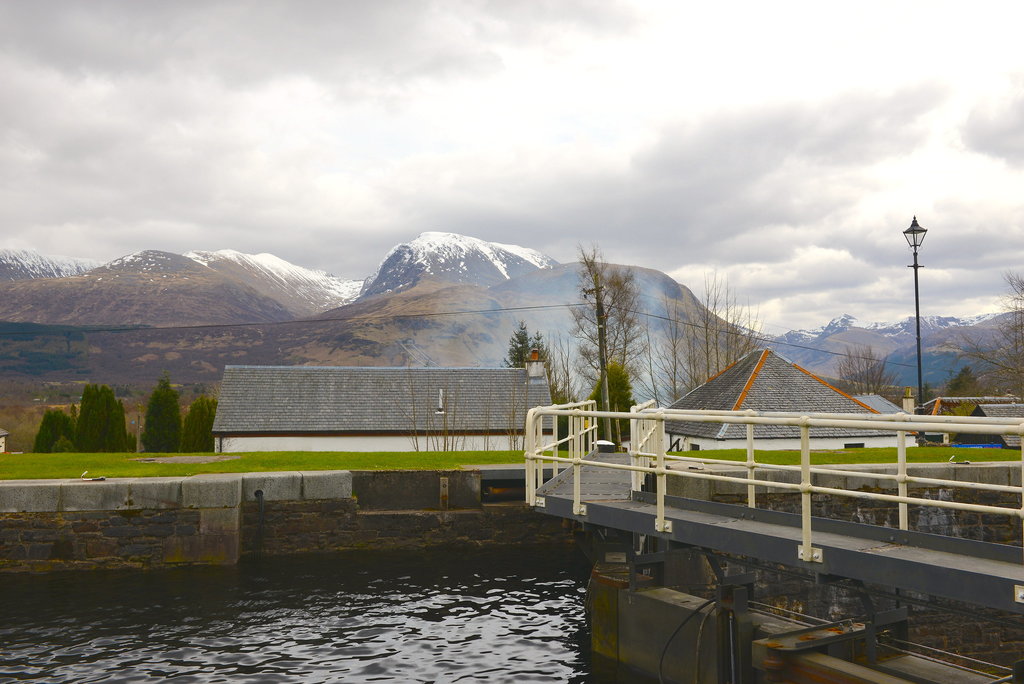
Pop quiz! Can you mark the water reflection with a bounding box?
[0,546,592,683]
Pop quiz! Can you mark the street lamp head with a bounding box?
[903,215,927,249]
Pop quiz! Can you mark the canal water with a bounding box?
[0,547,594,683]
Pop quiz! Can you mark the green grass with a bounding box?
[668,445,1020,466]
[0,450,524,481]
[2,445,1019,481]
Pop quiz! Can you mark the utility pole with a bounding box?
[586,271,613,442]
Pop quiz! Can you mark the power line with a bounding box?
[0,298,917,370]
[0,303,586,338]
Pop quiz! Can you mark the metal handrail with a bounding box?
[524,404,1024,569]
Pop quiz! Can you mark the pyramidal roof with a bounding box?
[665,349,883,441]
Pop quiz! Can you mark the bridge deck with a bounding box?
[535,451,1024,615]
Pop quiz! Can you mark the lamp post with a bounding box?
[903,216,927,410]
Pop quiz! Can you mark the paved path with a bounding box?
[536,451,632,501]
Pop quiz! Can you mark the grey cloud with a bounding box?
[0,1,633,94]
[391,88,945,275]
[963,83,1024,166]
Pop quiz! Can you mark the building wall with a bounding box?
[0,433,6,452]
[667,433,900,452]
[216,433,524,453]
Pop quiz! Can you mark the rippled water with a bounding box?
[0,547,593,683]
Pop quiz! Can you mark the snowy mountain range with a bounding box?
[0,233,559,326]
[0,233,1003,386]
[0,248,100,281]
[776,313,1000,346]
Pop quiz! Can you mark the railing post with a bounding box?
[745,411,756,508]
[654,411,672,533]
[798,419,821,563]
[525,408,537,505]
[897,424,909,531]
[630,405,641,492]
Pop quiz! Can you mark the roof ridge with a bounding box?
[732,349,770,410]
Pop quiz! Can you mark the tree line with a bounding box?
[32,373,217,453]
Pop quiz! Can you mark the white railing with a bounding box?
[524,405,1024,566]
[524,399,598,512]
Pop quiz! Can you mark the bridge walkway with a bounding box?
[535,449,1024,616]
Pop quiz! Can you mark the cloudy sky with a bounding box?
[3,1,1024,333]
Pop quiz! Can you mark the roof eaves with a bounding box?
[791,362,879,414]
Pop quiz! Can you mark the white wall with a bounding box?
[666,433,902,452]
[0,434,6,452]
[216,433,524,453]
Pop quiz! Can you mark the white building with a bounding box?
[212,361,551,453]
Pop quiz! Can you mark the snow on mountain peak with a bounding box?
[0,248,101,280]
[184,249,362,313]
[362,232,558,297]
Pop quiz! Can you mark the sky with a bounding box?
[2,1,1024,333]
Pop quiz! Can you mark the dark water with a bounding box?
[0,547,593,683]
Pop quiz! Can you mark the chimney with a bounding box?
[526,348,545,383]
[902,387,915,414]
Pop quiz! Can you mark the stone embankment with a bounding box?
[0,470,569,572]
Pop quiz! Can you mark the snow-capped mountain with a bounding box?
[361,232,558,298]
[186,249,361,317]
[777,313,1000,346]
[0,248,100,281]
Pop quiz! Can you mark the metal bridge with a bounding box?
[524,400,1024,681]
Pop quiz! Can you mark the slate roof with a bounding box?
[664,349,886,441]
[853,394,903,414]
[212,365,551,435]
[970,404,1024,448]
[924,396,1021,415]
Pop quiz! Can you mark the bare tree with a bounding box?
[644,293,691,405]
[639,271,761,404]
[682,271,762,392]
[546,332,579,404]
[570,246,646,384]
[961,272,1024,398]
[835,344,899,395]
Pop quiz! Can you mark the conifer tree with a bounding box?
[33,409,76,453]
[181,396,218,452]
[75,384,131,452]
[503,321,546,368]
[142,374,181,453]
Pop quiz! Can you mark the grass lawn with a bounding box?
[668,445,1021,466]
[0,450,524,481]
[1,446,1020,481]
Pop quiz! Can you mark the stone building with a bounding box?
[212,360,551,453]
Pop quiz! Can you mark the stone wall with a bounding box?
[666,460,1024,669]
[0,470,571,572]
